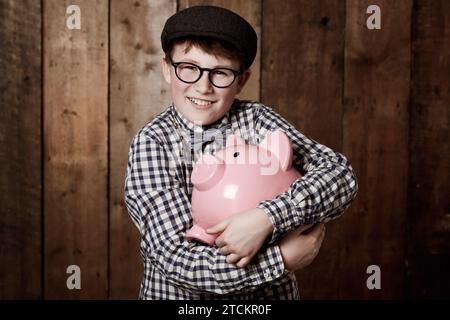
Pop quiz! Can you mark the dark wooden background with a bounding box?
[1,0,448,299]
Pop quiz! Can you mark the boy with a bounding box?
[125,6,358,299]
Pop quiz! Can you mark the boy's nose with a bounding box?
[194,72,213,93]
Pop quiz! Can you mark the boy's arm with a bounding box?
[124,132,286,295]
[254,104,358,243]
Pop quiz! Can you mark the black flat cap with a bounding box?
[161,6,257,69]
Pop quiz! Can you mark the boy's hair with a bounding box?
[164,37,247,70]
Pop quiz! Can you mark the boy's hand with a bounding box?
[206,208,273,268]
[279,223,326,272]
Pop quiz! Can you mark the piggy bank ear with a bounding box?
[226,134,246,147]
[259,130,293,171]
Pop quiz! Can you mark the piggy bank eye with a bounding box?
[233,152,240,158]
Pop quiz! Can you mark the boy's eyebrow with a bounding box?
[177,58,236,69]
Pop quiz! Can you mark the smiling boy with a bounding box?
[125,6,358,300]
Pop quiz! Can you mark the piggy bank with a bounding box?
[186,130,302,245]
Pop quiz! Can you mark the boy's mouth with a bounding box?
[187,96,216,107]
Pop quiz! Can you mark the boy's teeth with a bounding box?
[189,97,213,106]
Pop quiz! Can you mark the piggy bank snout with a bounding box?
[191,154,225,191]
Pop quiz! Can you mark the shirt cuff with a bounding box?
[246,244,287,288]
[258,195,298,243]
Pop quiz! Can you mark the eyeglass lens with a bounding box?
[174,62,237,88]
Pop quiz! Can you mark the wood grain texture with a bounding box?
[261,0,345,298]
[109,0,175,299]
[0,0,448,300]
[407,0,450,299]
[0,0,42,299]
[261,0,344,151]
[44,0,108,298]
[341,0,411,298]
[179,0,261,101]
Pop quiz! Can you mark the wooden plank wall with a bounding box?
[0,0,42,299]
[341,0,411,299]
[407,0,450,299]
[43,0,108,298]
[109,0,175,299]
[262,0,344,150]
[0,0,449,299]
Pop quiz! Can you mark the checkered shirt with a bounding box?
[124,100,358,299]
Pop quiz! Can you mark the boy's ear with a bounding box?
[161,58,172,84]
[236,69,251,95]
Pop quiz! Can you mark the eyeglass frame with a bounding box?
[170,60,243,89]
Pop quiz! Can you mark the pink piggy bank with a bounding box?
[186,130,302,245]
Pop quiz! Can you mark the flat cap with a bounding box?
[161,6,257,69]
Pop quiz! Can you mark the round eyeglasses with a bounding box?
[171,61,242,88]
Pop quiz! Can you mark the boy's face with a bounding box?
[162,42,250,125]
